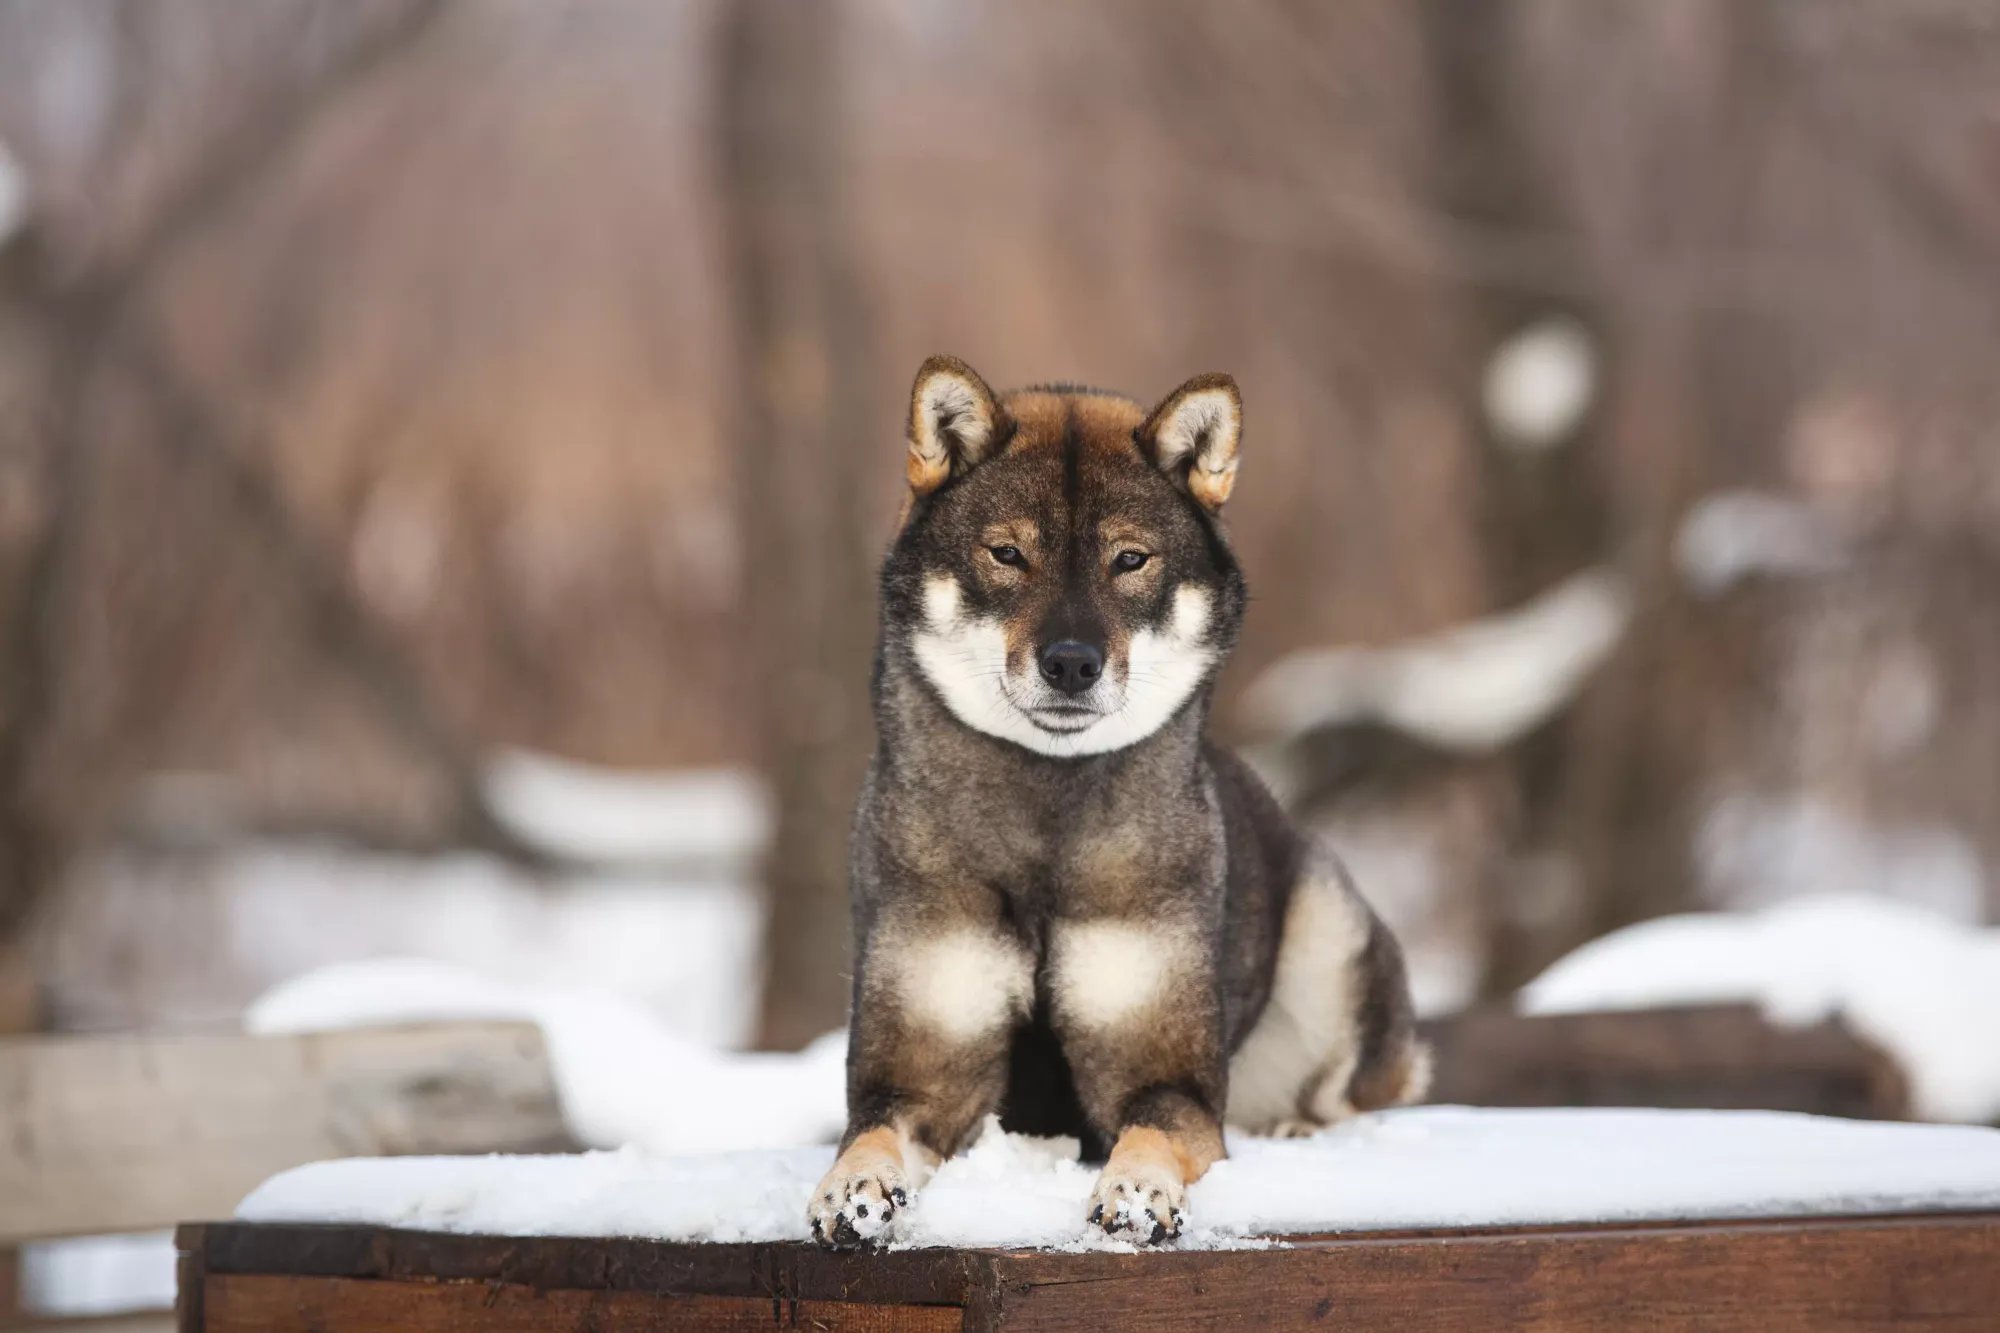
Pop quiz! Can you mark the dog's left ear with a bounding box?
[1137,372,1242,512]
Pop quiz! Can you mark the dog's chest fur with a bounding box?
[861,673,1224,931]
[855,673,1293,1148]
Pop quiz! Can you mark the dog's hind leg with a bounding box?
[1343,926,1432,1114]
[1226,852,1430,1138]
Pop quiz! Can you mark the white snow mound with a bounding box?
[1521,894,2000,1123]
[238,1106,2000,1250]
[1241,567,1630,753]
[480,751,768,869]
[247,958,846,1154]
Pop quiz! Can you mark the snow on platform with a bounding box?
[238,1106,2000,1252]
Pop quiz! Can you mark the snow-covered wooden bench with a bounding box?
[183,1105,2000,1331]
[175,1212,2000,1331]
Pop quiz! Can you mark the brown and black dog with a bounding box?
[809,357,1428,1248]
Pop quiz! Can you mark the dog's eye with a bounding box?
[1113,550,1150,573]
[989,545,1026,568]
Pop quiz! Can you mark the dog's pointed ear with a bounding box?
[907,355,1004,498]
[1137,372,1242,513]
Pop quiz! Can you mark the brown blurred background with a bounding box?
[1,0,1997,1057]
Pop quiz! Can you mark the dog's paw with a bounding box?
[808,1163,911,1250]
[1087,1158,1185,1244]
[1265,1116,1325,1139]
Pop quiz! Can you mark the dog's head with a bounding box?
[882,355,1247,758]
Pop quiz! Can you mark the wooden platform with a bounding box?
[176,1214,2000,1331]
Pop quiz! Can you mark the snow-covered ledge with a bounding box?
[237,1107,2000,1252]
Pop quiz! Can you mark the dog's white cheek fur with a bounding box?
[911,574,1024,740]
[912,576,1217,758]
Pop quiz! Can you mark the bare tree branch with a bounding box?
[115,329,568,875]
[0,0,453,943]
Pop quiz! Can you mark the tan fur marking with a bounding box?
[981,519,1041,559]
[1352,1037,1434,1112]
[1001,389,1145,452]
[1051,919,1192,1030]
[1086,1121,1222,1240]
[893,927,1033,1043]
[1114,1123,1219,1185]
[836,1120,928,1176]
[837,1125,908,1180]
[907,450,952,495]
[1188,457,1238,510]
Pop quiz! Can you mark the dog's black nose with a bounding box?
[1038,641,1104,695]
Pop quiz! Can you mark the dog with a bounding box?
[808,356,1429,1249]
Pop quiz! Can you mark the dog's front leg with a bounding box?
[810,923,1030,1248]
[1050,915,1226,1243]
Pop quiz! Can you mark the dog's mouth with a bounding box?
[1021,702,1104,733]
[994,671,1119,736]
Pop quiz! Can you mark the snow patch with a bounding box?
[17,1232,176,1320]
[1698,791,1985,923]
[212,847,763,1046]
[238,1106,2000,1247]
[1482,317,1597,452]
[1675,489,1851,598]
[1521,895,2000,1124]
[249,958,847,1154]
[1242,568,1629,752]
[1310,814,1480,1017]
[0,139,25,244]
[481,751,769,870]
[45,828,763,1042]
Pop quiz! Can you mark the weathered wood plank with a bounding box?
[181,1216,2000,1333]
[174,1229,203,1333]
[201,1275,962,1333]
[186,1224,976,1309]
[5,1315,176,1333]
[1,1025,568,1244]
[982,1214,2000,1331]
[1421,1004,1909,1119]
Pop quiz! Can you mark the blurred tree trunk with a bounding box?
[717,0,878,1050]
[1420,1,1771,997]
[1417,0,1626,996]
[0,231,52,1032]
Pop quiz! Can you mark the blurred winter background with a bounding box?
[4,0,2000,1319]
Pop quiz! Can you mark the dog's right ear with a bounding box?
[907,355,1004,498]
